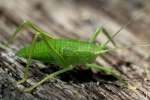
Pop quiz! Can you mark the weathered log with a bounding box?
[0,0,150,100]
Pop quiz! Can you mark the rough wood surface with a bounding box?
[0,0,150,100]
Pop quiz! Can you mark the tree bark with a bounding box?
[0,0,150,100]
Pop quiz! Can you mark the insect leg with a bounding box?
[23,65,75,92]
[102,28,116,47]
[8,20,66,67]
[11,20,66,85]
[89,27,116,47]
[7,20,56,46]
[17,34,38,84]
[9,20,65,66]
[89,27,103,43]
[86,63,131,88]
[85,63,121,80]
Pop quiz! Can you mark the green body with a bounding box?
[16,38,105,66]
[9,20,123,92]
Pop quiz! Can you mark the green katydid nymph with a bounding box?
[6,20,126,92]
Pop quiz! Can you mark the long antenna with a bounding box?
[103,7,147,46]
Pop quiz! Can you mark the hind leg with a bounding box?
[23,65,75,92]
[17,34,38,84]
[6,20,58,84]
[6,20,56,46]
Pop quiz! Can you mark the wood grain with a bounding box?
[0,0,150,100]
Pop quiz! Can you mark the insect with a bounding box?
[6,20,125,92]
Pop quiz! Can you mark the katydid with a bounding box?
[6,20,124,92]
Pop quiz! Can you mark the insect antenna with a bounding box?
[96,6,150,55]
[101,6,147,48]
[97,19,135,54]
